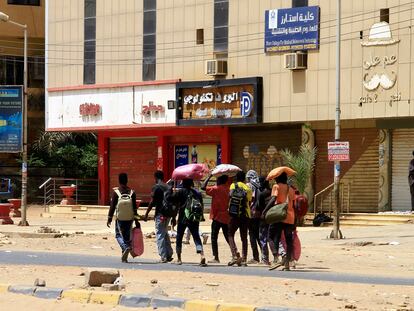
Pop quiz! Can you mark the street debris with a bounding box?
[85,268,120,287]
[37,226,59,234]
[34,278,46,287]
[205,282,219,287]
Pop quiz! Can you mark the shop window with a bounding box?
[214,0,228,53]
[83,0,96,85]
[143,0,156,81]
[380,8,389,23]
[7,0,40,5]
[292,0,308,7]
[196,29,204,45]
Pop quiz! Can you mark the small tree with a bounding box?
[281,145,317,194]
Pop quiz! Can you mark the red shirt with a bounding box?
[206,184,230,224]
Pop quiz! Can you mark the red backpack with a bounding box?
[294,194,309,218]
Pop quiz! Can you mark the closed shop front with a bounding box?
[391,129,414,211]
[315,129,379,213]
[231,126,302,177]
[109,138,157,202]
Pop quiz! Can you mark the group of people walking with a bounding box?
[108,168,298,271]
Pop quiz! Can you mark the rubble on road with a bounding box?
[85,268,120,287]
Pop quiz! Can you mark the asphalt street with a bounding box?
[0,250,413,286]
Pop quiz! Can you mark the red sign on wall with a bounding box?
[79,103,101,116]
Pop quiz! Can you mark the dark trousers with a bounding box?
[248,218,261,261]
[228,216,249,260]
[176,221,203,255]
[411,184,414,211]
[259,221,276,263]
[269,222,295,262]
[211,220,229,259]
[115,220,133,252]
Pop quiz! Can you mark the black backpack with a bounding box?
[158,185,178,218]
[228,183,247,217]
[184,190,204,222]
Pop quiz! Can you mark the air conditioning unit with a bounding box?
[284,52,308,70]
[205,60,228,76]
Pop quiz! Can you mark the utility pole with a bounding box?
[330,0,343,239]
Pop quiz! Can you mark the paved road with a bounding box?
[1,250,413,286]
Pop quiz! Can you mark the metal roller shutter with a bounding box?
[391,129,414,211]
[109,138,157,202]
[315,129,379,213]
[231,127,302,177]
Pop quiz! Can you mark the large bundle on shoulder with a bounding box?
[172,163,209,181]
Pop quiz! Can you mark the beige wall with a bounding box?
[0,0,44,57]
[47,0,414,122]
[0,0,44,38]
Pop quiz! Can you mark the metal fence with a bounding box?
[39,177,99,206]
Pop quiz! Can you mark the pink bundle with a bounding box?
[172,163,209,181]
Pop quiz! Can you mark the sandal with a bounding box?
[199,258,207,267]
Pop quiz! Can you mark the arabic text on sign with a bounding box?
[79,103,101,116]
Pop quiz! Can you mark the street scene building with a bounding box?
[46,0,414,212]
[0,0,44,188]
[0,1,413,311]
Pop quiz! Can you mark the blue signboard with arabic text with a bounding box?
[175,145,189,168]
[265,6,320,53]
[0,86,23,153]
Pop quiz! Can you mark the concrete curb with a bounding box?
[152,297,186,309]
[2,283,316,310]
[34,287,64,300]
[119,294,151,308]
[0,284,10,293]
[8,285,36,296]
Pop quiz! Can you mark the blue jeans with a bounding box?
[115,220,133,252]
[155,214,173,260]
[176,221,203,255]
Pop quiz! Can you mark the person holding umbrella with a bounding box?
[263,167,296,271]
[202,173,230,263]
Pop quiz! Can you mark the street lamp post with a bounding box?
[330,0,343,239]
[0,12,29,226]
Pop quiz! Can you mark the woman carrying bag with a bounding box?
[262,170,296,271]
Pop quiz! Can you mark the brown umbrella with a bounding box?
[266,166,296,181]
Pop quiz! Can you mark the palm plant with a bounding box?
[281,145,317,194]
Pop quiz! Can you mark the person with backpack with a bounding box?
[227,171,252,267]
[107,173,139,263]
[171,178,206,266]
[263,172,296,271]
[143,171,174,263]
[201,174,230,263]
[246,170,262,264]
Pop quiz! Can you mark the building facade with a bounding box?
[0,0,45,195]
[46,0,414,211]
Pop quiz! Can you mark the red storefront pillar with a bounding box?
[98,134,109,205]
[221,126,231,164]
